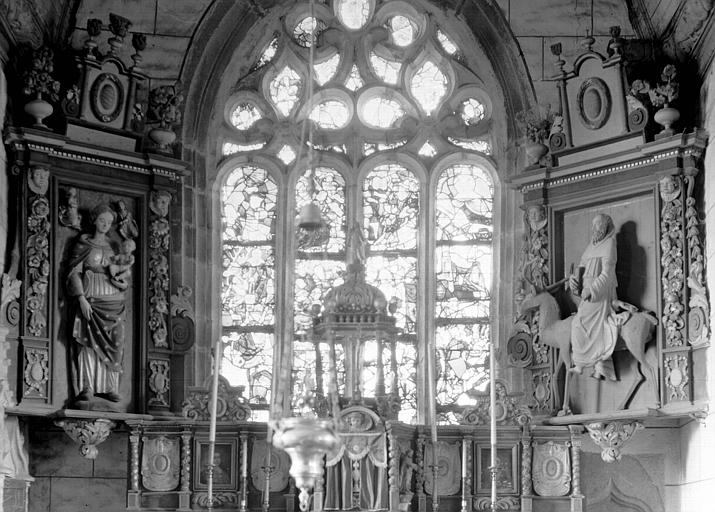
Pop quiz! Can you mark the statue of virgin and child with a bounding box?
[67,203,136,405]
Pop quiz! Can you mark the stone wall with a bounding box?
[28,425,127,512]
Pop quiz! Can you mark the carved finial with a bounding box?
[85,18,102,57]
[108,13,132,56]
[580,31,595,52]
[607,25,623,57]
[131,33,146,70]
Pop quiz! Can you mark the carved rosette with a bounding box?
[25,171,51,337]
[659,176,685,348]
[148,359,170,407]
[665,353,689,401]
[148,193,171,348]
[684,173,710,347]
[585,421,643,463]
[461,380,531,426]
[531,441,571,497]
[141,435,180,491]
[55,418,116,459]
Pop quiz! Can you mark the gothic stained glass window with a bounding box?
[221,166,278,418]
[434,164,493,419]
[219,0,497,425]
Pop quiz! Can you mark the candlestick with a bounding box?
[489,338,497,512]
[461,438,467,477]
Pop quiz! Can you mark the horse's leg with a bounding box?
[560,345,573,415]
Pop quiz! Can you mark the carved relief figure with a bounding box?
[568,214,621,379]
[67,204,129,404]
[28,166,49,195]
[59,187,82,230]
[150,190,172,217]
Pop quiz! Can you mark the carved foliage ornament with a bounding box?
[1,274,22,326]
[55,418,116,459]
[181,375,251,422]
[585,421,643,463]
[531,441,571,497]
[684,173,709,347]
[659,176,685,348]
[170,285,195,352]
[26,166,51,337]
[148,190,171,348]
[665,353,689,401]
[461,380,531,426]
[473,496,520,510]
[141,435,180,491]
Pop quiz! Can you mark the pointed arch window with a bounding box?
[219,0,498,425]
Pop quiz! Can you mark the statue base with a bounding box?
[74,395,124,412]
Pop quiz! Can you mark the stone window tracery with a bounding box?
[219,0,497,424]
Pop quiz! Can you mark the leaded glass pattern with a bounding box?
[434,164,493,414]
[221,166,278,410]
[410,60,448,114]
[220,0,497,425]
[269,66,302,117]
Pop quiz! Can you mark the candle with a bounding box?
[462,438,467,477]
[242,437,248,476]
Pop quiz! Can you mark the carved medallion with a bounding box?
[141,435,180,491]
[665,353,689,401]
[250,439,291,491]
[424,441,460,496]
[577,77,611,130]
[532,441,570,497]
[23,347,48,398]
[532,371,551,410]
[148,359,170,406]
[89,73,125,123]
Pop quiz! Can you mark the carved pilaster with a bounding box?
[387,423,400,512]
[584,421,643,463]
[179,431,192,511]
[415,432,426,510]
[25,166,50,338]
[55,418,115,459]
[129,432,140,491]
[683,170,709,347]
[148,190,171,348]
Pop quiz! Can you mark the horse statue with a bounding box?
[518,289,659,415]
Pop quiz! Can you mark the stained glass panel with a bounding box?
[315,53,341,85]
[336,0,371,30]
[434,164,492,411]
[437,29,458,55]
[461,98,485,125]
[447,137,492,154]
[418,141,437,157]
[362,97,404,128]
[230,102,262,130]
[269,66,302,117]
[277,145,297,164]
[345,64,365,91]
[309,100,351,129]
[370,52,401,84]
[293,17,326,47]
[410,60,448,114]
[362,140,406,155]
[389,15,416,46]
[222,142,265,155]
[255,36,279,69]
[221,166,277,407]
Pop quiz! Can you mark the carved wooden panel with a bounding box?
[531,441,570,496]
[141,435,180,491]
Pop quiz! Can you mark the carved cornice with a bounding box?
[584,421,643,463]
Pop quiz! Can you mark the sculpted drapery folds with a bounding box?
[68,204,133,404]
[568,214,620,379]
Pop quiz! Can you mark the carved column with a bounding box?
[415,431,426,512]
[127,429,141,509]
[387,423,399,512]
[568,426,583,498]
[179,431,192,510]
[20,165,52,406]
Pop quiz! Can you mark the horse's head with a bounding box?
[516,290,561,318]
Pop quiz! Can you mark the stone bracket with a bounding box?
[54,417,116,459]
[584,421,643,463]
